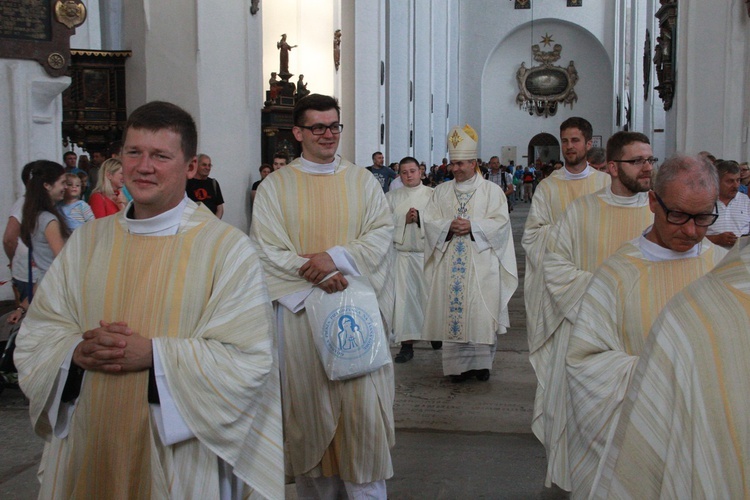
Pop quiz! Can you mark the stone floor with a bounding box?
[0,196,568,499]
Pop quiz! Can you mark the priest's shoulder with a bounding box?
[190,203,258,251]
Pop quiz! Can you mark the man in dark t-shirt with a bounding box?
[186,154,225,218]
[366,151,397,192]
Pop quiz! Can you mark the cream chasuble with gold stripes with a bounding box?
[251,159,396,484]
[15,202,283,499]
[567,238,725,499]
[534,187,652,491]
[523,168,609,463]
[594,239,750,499]
[523,168,610,356]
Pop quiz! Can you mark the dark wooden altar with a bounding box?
[261,105,299,165]
[61,49,131,154]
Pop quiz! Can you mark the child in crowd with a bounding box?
[76,171,90,201]
[59,173,95,230]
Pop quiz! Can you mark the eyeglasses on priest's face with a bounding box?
[612,157,659,167]
[653,191,718,227]
[296,123,344,135]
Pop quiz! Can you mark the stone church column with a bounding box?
[671,0,749,159]
[123,0,262,230]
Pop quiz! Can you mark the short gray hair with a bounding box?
[715,160,739,177]
[653,154,718,198]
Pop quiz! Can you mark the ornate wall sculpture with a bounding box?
[515,35,579,118]
[643,29,651,101]
[654,0,677,111]
[334,29,341,71]
[0,0,86,77]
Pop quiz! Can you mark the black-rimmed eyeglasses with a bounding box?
[612,157,659,167]
[297,123,344,135]
[653,192,718,227]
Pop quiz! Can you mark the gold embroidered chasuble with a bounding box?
[534,188,653,490]
[15,202,283,499]
[594,240,750,498]
[522,167,611,354]
[422,174,518,344]
[567,239,725,498]
[251,159,396,483]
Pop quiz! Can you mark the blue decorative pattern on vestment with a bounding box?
[448,236,468,339]
[447,188,476,340]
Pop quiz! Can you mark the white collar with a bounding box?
[298,154,340,174]
[453,172,483,193]
[638,226,702,261]
[601,185,650,207]
[563,165,592,180]
[125,196,188,236]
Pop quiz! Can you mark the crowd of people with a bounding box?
[2,95,750,498]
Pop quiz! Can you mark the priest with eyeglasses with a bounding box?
[565,154,728,498]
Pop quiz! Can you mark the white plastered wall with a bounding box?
[480,19,613,164]
[123,0,263,231]
[670,0,750,161]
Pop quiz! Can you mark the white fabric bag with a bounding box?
[305,275,391,380]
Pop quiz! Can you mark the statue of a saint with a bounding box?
[277,34,297,76]
[296,75,310,99]
[334,30,342,71]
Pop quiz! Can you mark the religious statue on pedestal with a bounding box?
[277,34,297,77]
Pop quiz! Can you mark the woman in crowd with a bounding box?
[7,161,70,324]
[89,158,127,218]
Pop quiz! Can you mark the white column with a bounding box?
[70,0,102,50]
[352,0,384,166]
[412,1,432,164]
[124,0,262,231]
[430,0,450,165]
[386,0,411,164]
[671,0,748,159]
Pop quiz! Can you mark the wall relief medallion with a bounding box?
[54,0,86,29]
[515,35,578,118]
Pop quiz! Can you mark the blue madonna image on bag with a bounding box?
[305,275,391,380]
[324,307,376,358]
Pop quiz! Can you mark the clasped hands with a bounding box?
[299,252,348,294]
[406,207,419,224]
[72,321,153,373]
[448,217,472,238]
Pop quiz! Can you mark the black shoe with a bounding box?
[394,345,414,363]
[450,371,471,383]
[431,341,443,350]
[475,369,490,381]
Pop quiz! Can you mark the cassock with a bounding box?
[567,235,726,498]
[592,239,750,499]
[522,167,610,448]
[385,183,434,342]
[422,173,518,375]
[537,187,653,490]
[250,157,396,483]
[15,200,284,499]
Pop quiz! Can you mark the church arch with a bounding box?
[480,18,613,165]
[527,133,560,166]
